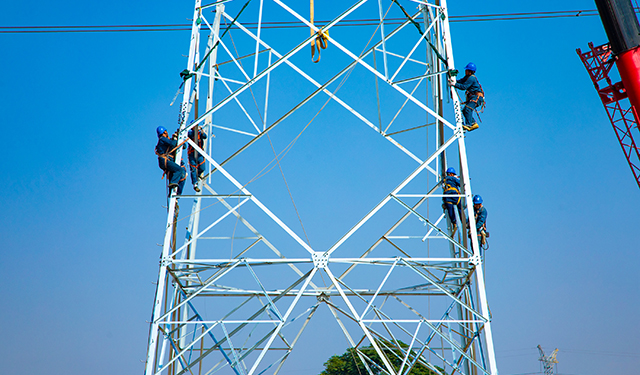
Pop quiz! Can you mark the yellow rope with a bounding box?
[310,0,329,63]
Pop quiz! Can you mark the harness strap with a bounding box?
[187,142,205,153]
[444,184,460,193]
[443,184,461,205]
[179,164,187,183]
[469,74,486,113]
[444,197,461,205]
[189,157,206,168]
[156,152,168,179]
[465,91,484,101]
[156,151,174,161]
[156,144,174,179]
[470,74,485,95]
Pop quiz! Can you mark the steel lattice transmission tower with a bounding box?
[537,345,558,375]
[144,1,498,375]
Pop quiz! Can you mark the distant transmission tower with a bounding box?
[537,345,559,375]
[144,1,498,375]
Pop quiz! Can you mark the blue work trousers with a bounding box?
[189,153,205,185]
[462,94,482,125]
[443,197,462,225]
[158,156,186,195]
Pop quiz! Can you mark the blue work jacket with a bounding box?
[187,129,207,153]
[156,136,178,158]
[474,205,487,230]
[454,74,483,96]
[443,175,461,193]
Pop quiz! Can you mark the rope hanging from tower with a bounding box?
[310,0,329,63]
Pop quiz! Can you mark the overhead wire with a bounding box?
[0,9,626,34]
[80,6,628,223]
[496,346,640,359]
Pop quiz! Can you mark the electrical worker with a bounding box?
[470,194,488,249]
[188,125,207,193]
[442,167,463,234]
[155,126,186,196]
[448,62,484,132]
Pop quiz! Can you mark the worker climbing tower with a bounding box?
[145,1,498,375]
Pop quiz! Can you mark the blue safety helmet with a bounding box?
[464,62,477,72]
[446,167,456,175]
[473,195,483,204]
[156,126,167,138]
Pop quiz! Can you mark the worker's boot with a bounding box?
[194,184,201,193]
[451,223,458,236]
[467,123,479,132]
[462,125,471,131]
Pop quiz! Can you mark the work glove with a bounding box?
[447,77,456,86]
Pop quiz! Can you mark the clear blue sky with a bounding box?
[1,1,639,375]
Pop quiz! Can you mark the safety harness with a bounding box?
[465,75,486,115]
[188,126,206,169]
[156,147,173,179]
[442,176,461,205]
[155,135,184,180]
[474,207,489,249]
[443,177,461,205]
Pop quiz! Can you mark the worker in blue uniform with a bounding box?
[442,167,463,234]
[448,62,484,132]
[470,194,488,249]
[155,126,186,196]
[188,126,207,193]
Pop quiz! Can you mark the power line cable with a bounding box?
[0,9,624,34]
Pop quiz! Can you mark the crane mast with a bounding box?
[577,0,640,188]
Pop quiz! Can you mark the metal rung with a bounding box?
[395,194,464,198]
[175,194,252,198]
[198,236,260,240]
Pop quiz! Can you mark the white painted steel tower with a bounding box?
[144,1,498,374]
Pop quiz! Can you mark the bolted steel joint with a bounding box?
[317,291,329,303]
[312,251,329,269]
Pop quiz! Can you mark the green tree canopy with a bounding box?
[319,341,442,375]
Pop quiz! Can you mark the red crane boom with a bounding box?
[577,0,640,189]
